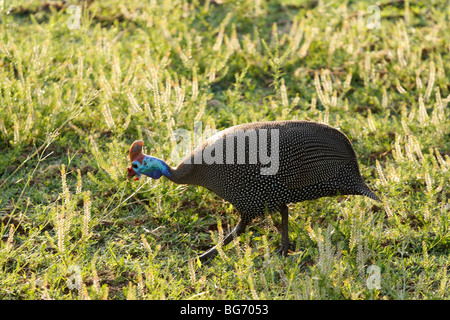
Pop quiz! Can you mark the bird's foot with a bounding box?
[274,241,294,257]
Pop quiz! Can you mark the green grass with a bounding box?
[0,0,449,300]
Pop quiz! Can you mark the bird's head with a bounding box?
[126,140,171,181]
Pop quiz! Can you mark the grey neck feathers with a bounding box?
[165,163,194,185]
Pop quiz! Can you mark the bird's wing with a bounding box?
[277,125,356,189]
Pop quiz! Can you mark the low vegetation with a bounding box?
[0,0,449,299]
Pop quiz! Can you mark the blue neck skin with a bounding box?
[132,156,171,180]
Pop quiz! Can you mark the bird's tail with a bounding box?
[358,183,381,202]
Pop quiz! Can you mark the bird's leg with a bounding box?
[198,219,247,263]
[275,204,291,257]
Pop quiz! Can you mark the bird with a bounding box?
[126,120,380,262]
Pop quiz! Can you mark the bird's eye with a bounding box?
[132,163,138,169]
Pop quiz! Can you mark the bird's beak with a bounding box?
[127,166,138,181]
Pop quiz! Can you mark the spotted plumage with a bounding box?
[127,120,380,262]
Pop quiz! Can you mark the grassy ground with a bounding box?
[0,0,449,300]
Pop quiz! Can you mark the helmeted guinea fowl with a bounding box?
[126,120,380,262]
